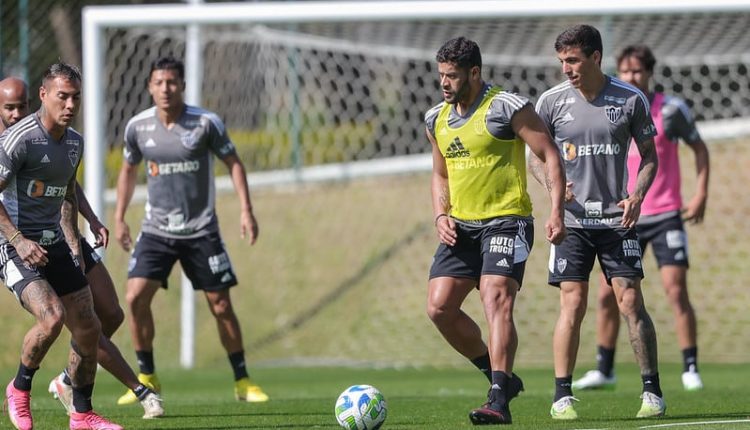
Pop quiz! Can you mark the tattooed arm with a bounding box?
[0,178,49,266]
[61,174,82,268]
[427,129,456,246]
[513,105,566,245]
[619,137,658,228]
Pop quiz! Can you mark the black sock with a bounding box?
[470,353,492,383]
[642,373,662,398]
[72,383,94,413]
[136,350,155,374]
[490,371,509,407]
[228,350,249,381]
[62,369,72,386]
[682,347,698,373]
[13,363,38,391]
[554,376,573,402]
[596,345,616,377]
[133,384,150,400]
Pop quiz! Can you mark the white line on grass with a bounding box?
[640,419,750,428]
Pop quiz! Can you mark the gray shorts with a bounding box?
[637,214,689,268]
[548,227,644,287]
[1,240,88,305]
[128,231,237,291]
[429,216,534,287]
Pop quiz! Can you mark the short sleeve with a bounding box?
[630,92,657,144]
[204,113,236,158]
[662,97,702,144]
[0,130,26,182]
[487,92,530,140]
[123,120,143,165]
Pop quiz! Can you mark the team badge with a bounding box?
[473,116,484,134]
[556,258,567,273]
[180,130,199,149]
[68,147,80,167]
[605,106,622,124]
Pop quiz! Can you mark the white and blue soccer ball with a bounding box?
[334,384,387,430]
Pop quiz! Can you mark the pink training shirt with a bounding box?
[627,92,701,216]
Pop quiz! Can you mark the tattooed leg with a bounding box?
[612,277,659,375]
[61,286,102,387]
[19,280,66,367]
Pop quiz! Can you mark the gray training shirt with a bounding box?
[0,113,83,245]
[123,105,237,239]
[536,76,657,229]
[424,83,529,141]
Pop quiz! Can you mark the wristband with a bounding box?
[434,213,448,226]
[8,230,21,243]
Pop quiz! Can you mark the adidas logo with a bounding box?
[634,260,642,269]
[561,112,575,123]
[220,272,233,283]
[675,251,685,261]
[445,137,470,158]
[145,138,157,148]
[496,258,510,268]
[41,154,51,163]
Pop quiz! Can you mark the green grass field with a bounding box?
[6,363,749,429]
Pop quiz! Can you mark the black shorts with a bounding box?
[80,238,103,275]
[636,214,689,268]
[1,240,89,304]
[548,227,644,286]
[429,217,534,287]
[128,232,238,291]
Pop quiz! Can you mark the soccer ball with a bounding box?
[334,384,387,430]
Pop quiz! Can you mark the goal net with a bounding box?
[85,1,750,368]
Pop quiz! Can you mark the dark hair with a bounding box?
[149,56,185,80]
[41,62,81,87]
[554,24,603,59]
[616,44,656,73]
[436,37,482,70]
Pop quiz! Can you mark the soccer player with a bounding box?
[0,64,122,430]
[531,25,666,420]
[114,55,268,403]
[0,76,164,419]
[425,37,566,425]
[572,44,709,392]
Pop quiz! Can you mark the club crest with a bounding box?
[68,147,80,167]
[605,106,622,124]
[556,258,567,273]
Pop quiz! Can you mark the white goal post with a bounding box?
[82,0,750,368]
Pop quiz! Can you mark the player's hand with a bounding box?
[565,181,576,202]
[13,237,49,267]
[435,215,457,246]
[618,196,642,228]
[88,218,110,249]
[240,210,259,245]
[682,194,707,224]
[545,215,566,245]
[115,220,132,251]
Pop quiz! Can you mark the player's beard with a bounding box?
[445,80,470,105]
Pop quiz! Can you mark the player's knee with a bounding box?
[39,306,66,339]
[426,302,456,325]
[210,297,233,318]
[126,288,150,312]
[100,307,125,337]
[71,318,103,351]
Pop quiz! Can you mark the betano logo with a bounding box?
[563,142,621,161]
[26,180,67,198]
[147,160,200,176]
[444,137,470,159]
